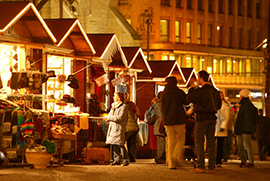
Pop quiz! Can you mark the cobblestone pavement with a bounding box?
[0,157,270,181]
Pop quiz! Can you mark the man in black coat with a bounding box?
[161,76,189,169]
[187,70,221,173]
[234,89,259,168]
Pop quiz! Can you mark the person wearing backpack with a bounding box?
[161,76,189,169]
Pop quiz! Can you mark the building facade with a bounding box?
[117,0,268,108]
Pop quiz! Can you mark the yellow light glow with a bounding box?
[217,26,220,30]
[57,20,96,54]
[213,59,216,63]
[0,2,57,43]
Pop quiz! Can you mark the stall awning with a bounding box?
[180,68,198,87]
[122,47,152,74]
[44,19,95,56]
[0,1,56,44]
[87,34,128,68]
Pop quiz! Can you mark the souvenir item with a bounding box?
[58,74,66,84]
[46,70,56,78]
[10,72,20,90]
[18,73,28,89]
[41,73,48,83]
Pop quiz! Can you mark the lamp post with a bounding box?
[144,9,153,61]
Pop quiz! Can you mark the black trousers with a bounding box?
[257,137,269,160]
[125,131,138,162]
[216,137,225,165]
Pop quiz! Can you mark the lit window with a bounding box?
[186,22,191,43]
[160,20,169,42]
[197,23,202,44]
[175,21,181,42]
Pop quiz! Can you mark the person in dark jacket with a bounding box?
[161,76,189,169]
[187,70,221,173]
[234,89,259,168]
[255,109,270,161]
[154,91,166,164]
[124,92,140,162]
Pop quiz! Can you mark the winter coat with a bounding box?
[234,98,259,135]
[106,102,128,146]
[161,83,189,126]
[215,101,230,137]
[187,84,221,122]
[125,101,139,132]
[255,115,270,139]
[153,99,165,136]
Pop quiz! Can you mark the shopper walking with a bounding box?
[187,70,221,173]
[124,92,140,162]
[215,91,230,167]
[154,91,166,164]
[161,76,189,169]
[255,109,270,161]
[105,92,129,166]
[234,89,259,168]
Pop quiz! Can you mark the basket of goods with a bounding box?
[48,121,76,140]
[25,140,56,169]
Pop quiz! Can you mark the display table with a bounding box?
[48,131,76,166]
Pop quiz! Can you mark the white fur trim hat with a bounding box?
[239,89,250,98]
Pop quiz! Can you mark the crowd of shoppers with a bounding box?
[104,70,269,173]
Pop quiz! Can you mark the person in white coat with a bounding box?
[215,91,230,167]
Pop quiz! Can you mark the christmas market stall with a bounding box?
[0,1,58,167]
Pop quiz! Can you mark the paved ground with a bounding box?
[0,157,270,181]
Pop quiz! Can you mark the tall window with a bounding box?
[238,28,242,48]
[161,0,170,6]
[208,24,212,45]
[247,0,252,17]
[197,23,202,44]
[218,26,222,46]
[176,0,182,8]
[218,0,223,14]
[175,21,181,42]
[228,0,233,15]
[238,0,242,16]
[198,0,203,11]
[160,20,169,42]
[209,0,213,12]
[187,0,192,9]
[228,27,232,47]
[256,0,260,18]
[247,29,251,49]
[186,22,191,43]
[256,31,260,45]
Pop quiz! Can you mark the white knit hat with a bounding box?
[239,89,250,98]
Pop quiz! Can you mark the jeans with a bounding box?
[125,131,138,162]
[237,134,254,164]
[111,144,129,163]
[156,135,166,160]
[164,124,186,168]
[194,120,216,170]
